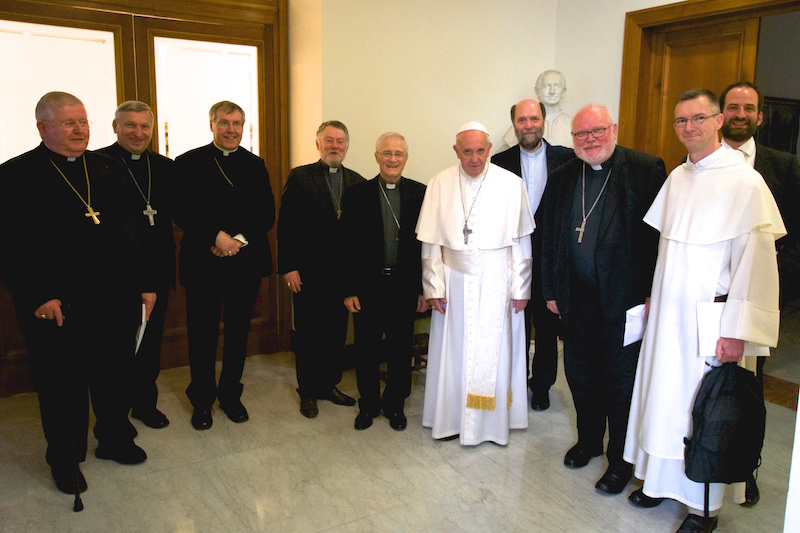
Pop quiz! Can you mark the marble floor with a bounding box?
[0,342,796,533]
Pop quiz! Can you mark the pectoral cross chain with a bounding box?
[463,223,473,245]
[143,204,157,226]
[85,206,101,225]
[575,220,585,244]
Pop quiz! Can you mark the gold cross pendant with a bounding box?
[85,206,101,225]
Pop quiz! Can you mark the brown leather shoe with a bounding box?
[300,396,318,418]
[318,386,356,406]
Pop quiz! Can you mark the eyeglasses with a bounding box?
[54,119,91,129]
[674,113,720,128]
[572,125,612,141]
[377,150,407,159]
[214,120,244,129]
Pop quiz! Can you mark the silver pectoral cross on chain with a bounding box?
[463,223,473,245]
[143,203,157,226]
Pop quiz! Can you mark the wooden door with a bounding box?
[619,0,800,168]
[650,19,759,170]
[0,0,287,397]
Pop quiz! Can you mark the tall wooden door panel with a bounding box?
[649,19,759,170]
[0,1,286,397]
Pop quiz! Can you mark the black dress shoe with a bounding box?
[595,463,633,494]
[52,465,87,494]
[95,442,147,464]
[628,487,666,508]
[563,444,602,468]
[530,390,551,411]
[437,434,459,441]
[319,386,356,406]
[300,396,318,418]
[676,514,718,533]
[354,409,379,430]
[191,409,213,430]
[132,408,170,429]
[741,474,760,506]
[386,411,407,431]
[221,401,249,423]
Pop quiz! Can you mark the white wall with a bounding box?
[319,0,559,182]
[553,0,682,127]
[289,0,680,183]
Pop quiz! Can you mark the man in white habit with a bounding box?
[623,88,785,533]
[417,121,535,446]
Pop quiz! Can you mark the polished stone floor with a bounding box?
[0,342,796,533]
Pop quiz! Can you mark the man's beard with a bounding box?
[518,130,543,151]
[722,119,758,143]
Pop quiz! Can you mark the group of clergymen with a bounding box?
[1,82,798,533]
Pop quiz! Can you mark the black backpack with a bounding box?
[684,362,765,514]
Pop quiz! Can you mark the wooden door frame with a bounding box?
[0,0,289,397]
[619,0,800,151]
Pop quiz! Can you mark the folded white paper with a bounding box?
[135,303,147,355]
[233,233,249,247]
[623,303,646,347]
[696,301,769,358]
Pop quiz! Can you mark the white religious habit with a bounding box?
[623,147,785,511]
[416,162,535,446]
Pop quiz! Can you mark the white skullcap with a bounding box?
[457,121,490,136]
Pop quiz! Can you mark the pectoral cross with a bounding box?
[85,206,101,225]
[575,220,585,243]
[337,209,342,220]
[463,223,473,245]
[143,204,158,226]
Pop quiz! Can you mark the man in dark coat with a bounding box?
[340,132,428,431]
[540,104,666,495]
[277,121,365,418]
[174,101,275,430]
[98,100,175,429]
[492,98,574,411]
[719,80,800,506]
[0,92,152,494]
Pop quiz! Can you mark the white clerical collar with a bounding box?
[131,153,142,160]
[213,142,238,156]
[328,166,340,173]
[380,177,399,190]
[687,145,727,169]
[67,157,77,162]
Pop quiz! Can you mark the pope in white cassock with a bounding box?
[623,89,785,533]
[416,121,535,446]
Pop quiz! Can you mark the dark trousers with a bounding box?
[184,274,262,410]
[25,302,138,470]
[563,284,639,466]
[131,286,169,413]
[525,279,560,394]
[292,276,348,399]
[353,274,417,414]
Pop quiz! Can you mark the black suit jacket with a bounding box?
[755,144,800,296]
[339,176,426,300]
[0,143,142,331]
[174,143,275,286]
[540,146,666,327]
[277,160,365,281]
[97,143,176,291]
[491,142,575,296]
